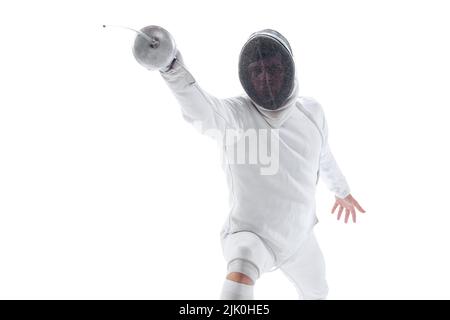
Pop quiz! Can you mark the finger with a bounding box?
[331,202,339,214]
[351,206,356,223]
[345,208,350,224]
[337,206,344,220]
[353,199,366,213]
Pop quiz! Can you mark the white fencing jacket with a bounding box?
[160,59,350,265]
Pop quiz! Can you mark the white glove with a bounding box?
[160,49,184,73]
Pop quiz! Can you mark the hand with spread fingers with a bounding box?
[331,194,366,223]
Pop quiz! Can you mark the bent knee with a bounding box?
[226,272,254,285]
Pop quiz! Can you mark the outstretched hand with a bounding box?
[331,194,365,223]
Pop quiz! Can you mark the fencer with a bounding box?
[138,28,366,299]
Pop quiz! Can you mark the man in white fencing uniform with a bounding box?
[159,29,365,299]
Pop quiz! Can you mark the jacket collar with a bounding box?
[250,79,299,128]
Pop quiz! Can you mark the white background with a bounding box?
[1,0,449,299]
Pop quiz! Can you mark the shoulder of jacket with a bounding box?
[297,96,325,118]
[223,94,254,114]
[298,95,321,108]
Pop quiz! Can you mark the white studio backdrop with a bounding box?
[1,0,450,299]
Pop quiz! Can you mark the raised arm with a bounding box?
[159,52,243,136]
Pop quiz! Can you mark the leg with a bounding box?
[280,231,329,300]
[220,259,258,300]
[220,231,274,300]
[226,272,254,285]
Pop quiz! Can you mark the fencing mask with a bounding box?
[239,29,295,111]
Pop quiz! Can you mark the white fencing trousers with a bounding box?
[221,230,329,300]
